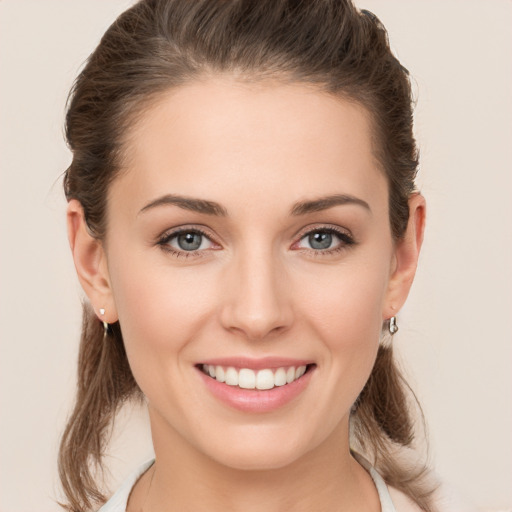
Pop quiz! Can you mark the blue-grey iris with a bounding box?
[177,232,202,251]
[309,232,332,250]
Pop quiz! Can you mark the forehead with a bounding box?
[113,78,387,216]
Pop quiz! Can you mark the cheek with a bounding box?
[296,253,390,386]
[302,260,389,338]
[107,252,217,374]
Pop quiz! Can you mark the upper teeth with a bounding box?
[202,365,307,390]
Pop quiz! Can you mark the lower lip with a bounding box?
[197,367,315,413]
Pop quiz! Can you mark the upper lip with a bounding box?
[197,357,315,370]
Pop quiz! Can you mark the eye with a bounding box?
[158,228,215,254]
[295,228,354,252]
[303,231,335,250]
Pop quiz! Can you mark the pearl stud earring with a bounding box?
[99,308,109,336]
[389,316,399,335]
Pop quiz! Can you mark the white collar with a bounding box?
[98,454,397,511]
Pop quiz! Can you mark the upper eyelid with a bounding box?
[158,225,216,242]
[294,223,353,240]
[292,225,355,252]
[157,227,219,257]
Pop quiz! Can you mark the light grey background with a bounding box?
[1,1,511,510]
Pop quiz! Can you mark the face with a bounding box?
[94,78,408,470]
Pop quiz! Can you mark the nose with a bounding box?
[219,247,293,341]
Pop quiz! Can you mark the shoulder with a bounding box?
[388,487,424,512]
[97,459,155,512]
[388,483,479,512]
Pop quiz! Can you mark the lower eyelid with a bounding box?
[160,247,204,258]
[156,227,224,258]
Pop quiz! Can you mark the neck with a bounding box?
[130,411,380,512]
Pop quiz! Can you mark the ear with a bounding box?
[383,193,426,319]
[67,199,118,324]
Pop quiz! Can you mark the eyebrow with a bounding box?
[138,192,370,217]
[290,194,371,215]
[139,194,227,216]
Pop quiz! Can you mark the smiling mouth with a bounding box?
[198,364,315,390]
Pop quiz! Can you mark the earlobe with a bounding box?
[66,199,118,324]
[383,193,426,319]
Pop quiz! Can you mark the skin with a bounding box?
[67,77,425,512]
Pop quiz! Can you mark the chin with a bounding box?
[195,424,325,472]
[210,445,305,472]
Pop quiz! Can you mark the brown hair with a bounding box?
[60,1,433,510]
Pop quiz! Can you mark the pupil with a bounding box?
[309,232,332,250]
[178,232,202,251]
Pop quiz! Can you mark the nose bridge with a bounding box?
[220,242,292,340]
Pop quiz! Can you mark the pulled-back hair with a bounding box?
[60,1,433,510]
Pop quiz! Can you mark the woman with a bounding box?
[60,0,433,510]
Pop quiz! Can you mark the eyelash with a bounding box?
[156,225,355,258]
[294,226,355,256]
[157,227,216,259]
